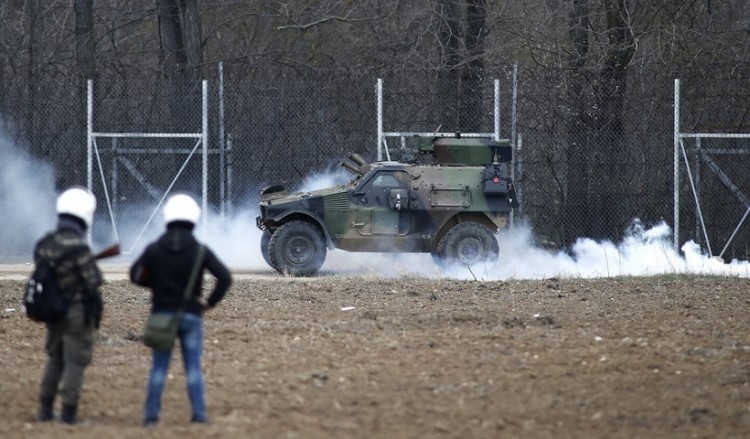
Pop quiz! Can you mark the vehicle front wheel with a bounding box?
[260,230,275,269]
[437,222,499,267]
[430,252,447,269]
[268,221,327,276]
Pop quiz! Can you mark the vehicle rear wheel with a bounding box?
[268,221,327,276]
[260,230,275,269]
[437,222,499,267]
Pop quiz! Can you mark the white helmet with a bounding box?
[56,187,97,228]
[163,193,201,225]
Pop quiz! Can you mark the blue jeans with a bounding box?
[144,312,206,423]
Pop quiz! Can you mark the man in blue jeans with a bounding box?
[130,193,232,426]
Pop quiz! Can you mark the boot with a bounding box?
[37,396,54,422]
[61,404,77,425]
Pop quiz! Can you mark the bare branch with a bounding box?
[276,3,398,32]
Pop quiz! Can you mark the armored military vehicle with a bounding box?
[256,135,518,276]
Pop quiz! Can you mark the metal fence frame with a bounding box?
[80,75,750,257]
[376,77,503,157]
[376,67,521,224]
[674,78,750,256]
[86,80,211,254]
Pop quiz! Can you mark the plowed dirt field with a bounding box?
[2,273,750,438]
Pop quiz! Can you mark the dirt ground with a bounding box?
[2,271,750,439]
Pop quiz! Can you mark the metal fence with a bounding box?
[1,66,749,260]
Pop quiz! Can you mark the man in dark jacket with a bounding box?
[130,193,232,426]
[35,186,104,424]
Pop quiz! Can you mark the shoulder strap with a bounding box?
[180,244,206,306]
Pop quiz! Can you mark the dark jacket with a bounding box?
[34,215,104,326]
[129,222,232,315]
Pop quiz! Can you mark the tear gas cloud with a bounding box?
[198,170,750,280]
[193,164,352,268]
[193,166,353,269]
[3,129,748,280]
[0,127,57,256]
[318,219,750,280]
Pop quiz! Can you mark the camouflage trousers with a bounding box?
[39,302,94,407]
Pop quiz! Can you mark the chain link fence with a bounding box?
[1,65,748,260]
[676,68,750,261]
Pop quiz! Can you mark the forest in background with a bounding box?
[0,1,749,255]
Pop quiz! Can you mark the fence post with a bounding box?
[218,62,226,220]
[494,79,500,140]
[202,80,208,227]
[377,78,384,161]
[86,79,94,242]
[87,79,94,194]
[226,133,233,217]
[510,65,519,227]
[673,79,680,251]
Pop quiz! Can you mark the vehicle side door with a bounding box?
[352,170,410,236]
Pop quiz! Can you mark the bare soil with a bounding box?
[1,274,750,439]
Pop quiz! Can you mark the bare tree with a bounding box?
[563,0,592,243]
[155,0,204,78]
[157,0,185,77]
[183,0,203,70]
[459,0,487,132]
[25,0,40,151]
[74,0,96,79]
[587,0,637,239]
[435,0,461,129]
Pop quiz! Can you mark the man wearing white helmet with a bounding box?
[130,193,232,427]
[33,186,104,424]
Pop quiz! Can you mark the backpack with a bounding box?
[23,255,68,322]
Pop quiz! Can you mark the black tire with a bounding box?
[268,221,327,276]
[430,252,446,268]
[260,230,275,269]
[437,222,499,267]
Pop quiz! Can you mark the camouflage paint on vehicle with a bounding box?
[257,136,517,275]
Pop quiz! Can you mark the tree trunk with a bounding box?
[435,0,461,131]
[25,0,40,155]
[74,0,96,80]
[589,0,635,239]
[182,0,204,78]
[157,0,186,78]
[563,0,591,245]
[459,0,486,132]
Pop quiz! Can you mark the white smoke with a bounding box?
[457,219,750,280]
[320,219,750,280]
[196,167,750,280]
[0,127,57,257]
[194,167,351,268]
[298,167,351,192]
[195,210,263,269]
[4,139,747,281]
